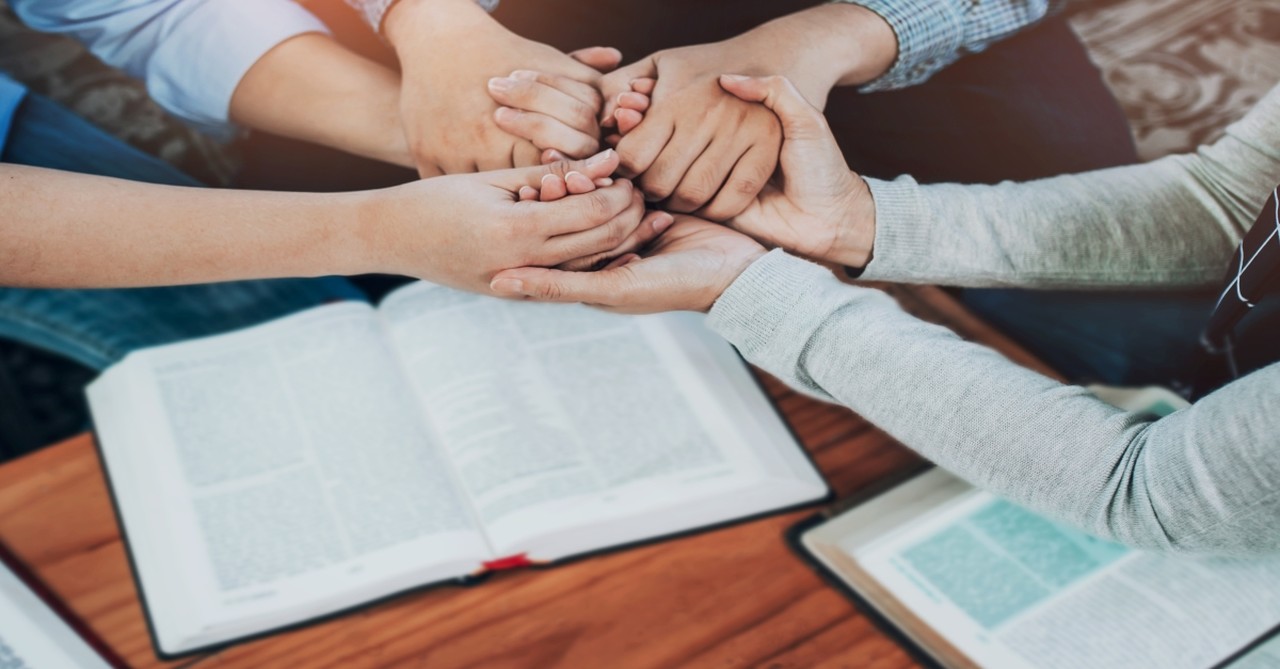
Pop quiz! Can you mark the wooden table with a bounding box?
[0,287,1048,669]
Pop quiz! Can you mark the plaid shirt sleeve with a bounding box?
[346,0,499,33]
[837,0,1070,91]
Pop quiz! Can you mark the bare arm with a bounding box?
[0,164,363,288]
[231,33,412,168]
[0,152,660,292]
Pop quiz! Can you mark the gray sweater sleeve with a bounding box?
[860,83,1280,289]
[708,250,1280,555]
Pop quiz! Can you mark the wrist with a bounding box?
[340,190,400,276]
[385,0,494,51]
[751,4,897,102]
[828,175,878,268]
[706,247,768,313]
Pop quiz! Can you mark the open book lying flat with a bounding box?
[87,281,828,659]
[793,387,1280,669]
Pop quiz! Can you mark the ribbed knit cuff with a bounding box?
[860,175,935,282]
[707,250,841,362]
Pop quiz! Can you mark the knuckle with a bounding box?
[535,281,563,301]
[616,148,646,177]
[586,191,616,221]
[507,79,539,105]
[546,159,573,179]
[605,218,631,247]
[640,170,678,200]
[570,136,601,159]
[571,104,598,133]
[701,201,732,223]
[670,173,719,212]
[585,87,603,112]
[734,160,774,197]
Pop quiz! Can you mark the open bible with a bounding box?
[0,543,119,668]
[87,282,828,658]
[792,387,1280,669]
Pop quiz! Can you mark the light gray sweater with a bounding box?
[708,84,1280,555]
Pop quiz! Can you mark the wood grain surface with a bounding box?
[0,286,1040,669]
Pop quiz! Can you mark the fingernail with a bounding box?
[721,74,749,83]
[541,173,557,184]
[510,70,537,81]
[490,278,525,294]
[565,170,587,182]
[545,149,568,162]
[652,213,674,233]
[587,149,614,167]
[494,106,516,121]
[488,77,513,91]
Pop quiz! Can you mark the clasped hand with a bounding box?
[489,75,878,313]
[383,1,881,310]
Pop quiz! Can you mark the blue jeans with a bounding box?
[0,92,366,370]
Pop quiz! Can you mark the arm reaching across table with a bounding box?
[489,78,1280,555]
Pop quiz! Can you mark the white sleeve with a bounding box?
[11,0,330,137]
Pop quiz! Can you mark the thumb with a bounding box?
[569,46,623,73]
[490,265,633,306]
[719,74,829,141]
[500,148,620,190]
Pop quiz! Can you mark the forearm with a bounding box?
[383,0,493,49]
[725,4,898,105]
[0,165,371,288]
[858,84,1280,288]
[709,251,1280,554]
[231,34,412,168]
[348,0,499,34]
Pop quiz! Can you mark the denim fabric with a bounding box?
[1,92,205,185]
[0,93,366,370]
[0,279,365,370]
[0,74,26,155]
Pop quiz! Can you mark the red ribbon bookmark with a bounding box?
[482,553,532,571]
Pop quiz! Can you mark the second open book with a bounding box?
[87,280,828,658]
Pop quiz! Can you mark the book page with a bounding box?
[0,560,110,668]
[805,388,1280,669]
[379,284,823,556]
[853,492,1280,669]
[90,303,489,651]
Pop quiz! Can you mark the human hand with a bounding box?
[358,150,669,293]
[488,215,767,314]
[487,46,626,164]
[719,75,876,268]
[385,0,619,176]
[596,42,783,221]
[590,3,896,220]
